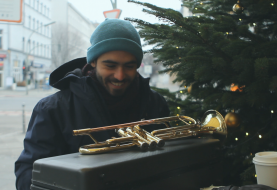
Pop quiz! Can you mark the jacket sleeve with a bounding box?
[158,93,170,118]
[14,98,66,190]
[144,90,170,132]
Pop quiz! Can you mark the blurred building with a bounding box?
[0,0,53,89]
[51,0,97,69]
[138,53,181,92]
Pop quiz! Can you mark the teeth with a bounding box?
[111,82,124,86]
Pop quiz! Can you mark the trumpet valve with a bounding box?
[156,139,165,147]
[134,141,149,151]
[148,141,157,150]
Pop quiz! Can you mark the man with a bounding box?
[15,19,169,190]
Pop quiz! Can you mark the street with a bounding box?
[0,89,58,190]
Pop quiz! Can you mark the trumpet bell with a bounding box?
[196,110,227,141]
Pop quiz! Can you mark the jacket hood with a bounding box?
[50,57,151,92]
[50,57,87,90]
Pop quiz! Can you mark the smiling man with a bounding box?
[14,19,169,190]
[91,51,138,96]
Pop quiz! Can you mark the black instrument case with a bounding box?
[31,138,223,190]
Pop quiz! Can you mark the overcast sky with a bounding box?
[67,0,183,24]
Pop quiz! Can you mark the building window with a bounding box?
[28,16,31,28]
[13,60,19,67]
[33,41,35,54]
[40,3,43,12]
[0,30,2,49]
[41,43,43,55]
[44,45,46,57]
[27,40,30,52]
[47,8,49,17]
[40,22,43,33]
[33,0,35,8]
[37,42,39,55]
[44,5,46,15]
[33,18,35,30]
[37,20,39,30]
[22,37,25,52]
[37,0,39,10]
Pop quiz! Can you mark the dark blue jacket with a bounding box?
[14,57,170,190]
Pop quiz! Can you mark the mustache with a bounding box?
[108,78,130,83]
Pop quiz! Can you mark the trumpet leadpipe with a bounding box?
[72,115,196,135]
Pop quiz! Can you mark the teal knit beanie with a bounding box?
[87,19,143,68]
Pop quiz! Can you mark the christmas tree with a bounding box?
[126,0,277,185]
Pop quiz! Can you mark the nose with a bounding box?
[114,67,125,81]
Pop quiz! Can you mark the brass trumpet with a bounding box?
[73,110,227,154]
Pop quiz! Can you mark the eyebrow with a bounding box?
[102,60,137,65]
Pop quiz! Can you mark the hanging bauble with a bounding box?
[230,83,245,92]
[225,112,241,128]
[187,82,196,94]
[187,85,192,93]
[232,1,244,14]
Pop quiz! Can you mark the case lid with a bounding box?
[32,138,221,190]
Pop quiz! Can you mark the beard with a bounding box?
[95,69,133,97]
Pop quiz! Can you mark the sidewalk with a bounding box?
[0,88,58,98]
[0,88,58,190]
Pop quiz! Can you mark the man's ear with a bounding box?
[90,61,96,67]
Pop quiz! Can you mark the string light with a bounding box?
[176,47,179,49]
[177,107,180,109]
[271,110,274,113]
[226,32,229,34]
[193,14,195,16]
[259,135,262,138]
[197,16,200,18]
[200,2,203,5]
[271,3,274,6]
[195,8,198,10]
[250,153,252,155]
[239,18,242,21]
[255,174,257,177]
[176,114,179,116]
[180,91,183,93]
[246,132,249,136]
[199,23,201,25]
[253,23,256,26]
[235,138,238,141]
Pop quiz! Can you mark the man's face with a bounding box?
[91,51,138,96]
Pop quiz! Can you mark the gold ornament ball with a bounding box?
[232,1,244,14]
[187,84,192,93]
[225,112,241,128]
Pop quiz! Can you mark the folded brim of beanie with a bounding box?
[86,38,143,68]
